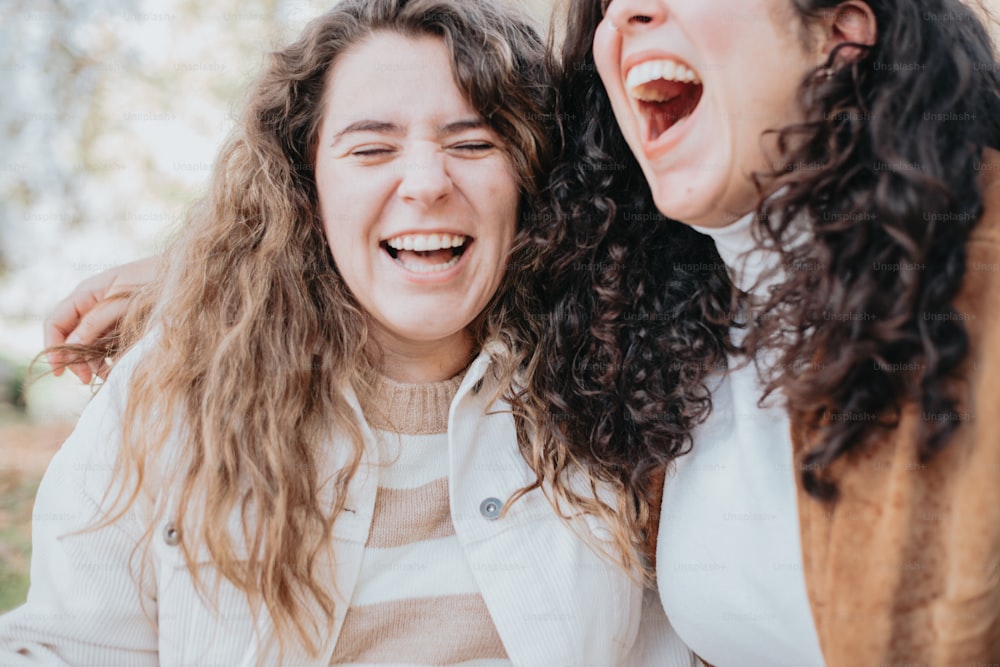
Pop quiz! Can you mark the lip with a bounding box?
[379,228,474,284]
[620,50,703,162]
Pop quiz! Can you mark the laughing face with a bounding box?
[594,0,824,228]
[314,32,520,375]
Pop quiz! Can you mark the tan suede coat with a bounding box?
[792,150,1000,664]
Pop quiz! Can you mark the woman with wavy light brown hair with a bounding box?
[0,0,695,664]
[525,0,1000,664]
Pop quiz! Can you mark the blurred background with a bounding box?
[0,0,555,612]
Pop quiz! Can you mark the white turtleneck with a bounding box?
[656,213,826,667]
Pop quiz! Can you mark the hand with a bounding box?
[43,256,160,382]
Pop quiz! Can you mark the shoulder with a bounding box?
[52,331,183,508]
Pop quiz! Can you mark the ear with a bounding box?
[814,1,877,65]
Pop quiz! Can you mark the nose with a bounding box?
[605,0,667,32]
[397,145,453,208]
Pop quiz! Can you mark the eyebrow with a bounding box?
[439,118,488,136]
[331,117,488,144]
[332,120,402,142]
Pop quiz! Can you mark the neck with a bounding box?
[374,328,475,384]
[684,204,757,231]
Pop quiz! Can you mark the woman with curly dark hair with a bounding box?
[533,0,1000,663]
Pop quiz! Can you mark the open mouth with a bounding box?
[381,233,471,274]
[626,59,703,143]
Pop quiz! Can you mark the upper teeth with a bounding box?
[626,59,701,95]
[385,233,468,252]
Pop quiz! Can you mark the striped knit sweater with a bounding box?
[331,373,511,666]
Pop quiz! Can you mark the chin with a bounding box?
[393,314,470,342]
[648,185,702,225]
[647,171,730,228]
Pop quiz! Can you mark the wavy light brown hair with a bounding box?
[748,0,1000,498]
[81,0,552,658]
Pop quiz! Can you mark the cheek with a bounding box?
[318,204,348,260]
[592,21,620,93]
[480,166,520,246]
[316,165,374,251]
[317,202,368,289]
[315,169,344,244]
[500,197,520,254]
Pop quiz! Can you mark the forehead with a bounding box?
[322,31,479,125]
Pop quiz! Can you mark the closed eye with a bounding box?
[351,146,396,157]
[447,142,495,154]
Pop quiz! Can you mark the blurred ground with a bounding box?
[0,419,75,612]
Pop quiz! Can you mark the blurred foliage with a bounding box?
[0,353,28,412]
[0,0,328,352]
[0,472,39,613]
[0,0,554,352]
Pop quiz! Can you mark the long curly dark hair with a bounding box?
[533,0,1000,518]
[510,0,736,566]
[748,0,1000,498]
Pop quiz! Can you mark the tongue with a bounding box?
[395,248,455,267]
[637,81,703,142]
[635,79,689,102]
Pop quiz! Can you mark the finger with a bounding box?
[49,353,64,377]
[65,299,130,384]
[66,297,129,349]
[43,259,153,380]
[43,280,108,375]
[70,362,93,385]
[43,278,107,349]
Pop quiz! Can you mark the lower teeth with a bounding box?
[395,255,461,273]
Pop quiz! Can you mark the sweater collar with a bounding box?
[693,210,780,298]
[363,371,466,435]
[356,345,500,435]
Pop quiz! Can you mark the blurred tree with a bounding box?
[0,0,322,356]
[0,0,554,360]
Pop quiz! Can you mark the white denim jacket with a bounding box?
[0,342,692,667]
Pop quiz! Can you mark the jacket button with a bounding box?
[480,497,502,521]
[163,521,181,546]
